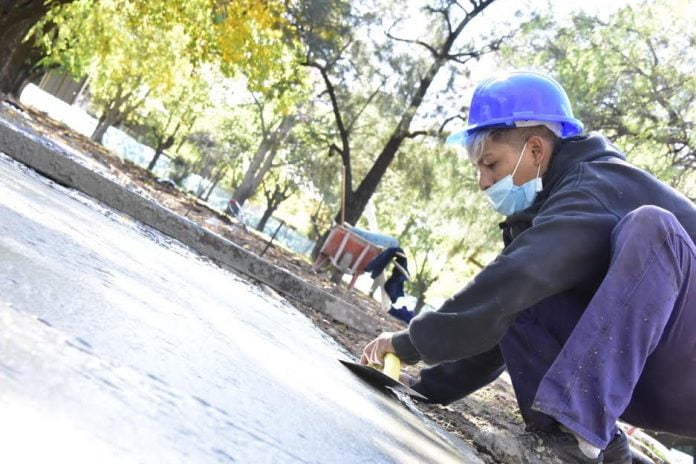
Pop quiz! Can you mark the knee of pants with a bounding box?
[612,205,680,246]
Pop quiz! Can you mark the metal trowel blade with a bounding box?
[339,359,428,401]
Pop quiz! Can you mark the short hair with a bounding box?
[465,125,560,163]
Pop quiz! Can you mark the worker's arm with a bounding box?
[411,345,505,405]
[392,186,620,365]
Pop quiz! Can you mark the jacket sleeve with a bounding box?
[392,185,620,365]
[411,345,505,405]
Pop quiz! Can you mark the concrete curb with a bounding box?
[0,114,383,334]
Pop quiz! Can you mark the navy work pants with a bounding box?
[500,206,696,448]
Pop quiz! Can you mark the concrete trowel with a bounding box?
[340,353,428,400]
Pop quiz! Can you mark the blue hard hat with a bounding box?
[447,71,583,145]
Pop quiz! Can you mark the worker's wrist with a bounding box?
[391,330,421,365]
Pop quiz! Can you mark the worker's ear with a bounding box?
[527,136,545,166]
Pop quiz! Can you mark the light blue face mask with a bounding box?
[484,141,543,216]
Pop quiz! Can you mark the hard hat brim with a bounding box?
[446,117,583,146]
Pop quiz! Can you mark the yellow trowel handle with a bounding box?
[382,353,401,380]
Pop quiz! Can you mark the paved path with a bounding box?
[0,153,481,463]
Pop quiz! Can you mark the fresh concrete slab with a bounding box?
[0,152,482,463]
[0,109,381,334]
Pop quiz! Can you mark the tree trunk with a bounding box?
[398,215,417,242]
[201,165,227,201]
[148,115,180,171]
[256,207,276,232]
[202,181,218,201]
[91,112,117,143]
[233,143,270,206]
[169,156,191,185]
[232,114,296,206]
[0,1,74,95]
[413,294,426,315]
[311,114,422,257]
[195,178,207,198]
[410,250,436,315]
[0,43,41,96]
[344,60,444,225]
[148,133,176,171]
[310,228,331,261]
[202,173,222,201]
[174,118,197,155]
[411,277,435,315]
[257,184,292,231]
[148,147,165,171]
[91,85,148,144]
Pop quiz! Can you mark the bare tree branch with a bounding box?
[328,143,342,158]
[451,1,468,14]
[250,91,268,136]
[405,130,433,139]
[385,19,439,57]
[346,79,386,134]
[303,61,350,162]
[446,32,513,65]
[438,113,467,133]
[423,3,453,36]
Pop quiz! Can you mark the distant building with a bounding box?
[37,70,88,105]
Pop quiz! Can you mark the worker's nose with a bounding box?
[479,170,493,191]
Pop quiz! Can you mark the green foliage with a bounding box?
[503,0,696,194]
[168,155,191,186]
[31,0,309,140]
[133,67,213,160]
[37,1,196,115]
[287,0,364,63]
[214,0,306,96]
[375,138,501,305]
[36,0,307,87]
[184,128,249,198]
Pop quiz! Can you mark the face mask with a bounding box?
[484,141,543,216]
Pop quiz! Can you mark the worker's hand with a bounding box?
[359,332,395,367]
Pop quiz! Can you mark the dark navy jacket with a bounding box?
[391,133,696,404]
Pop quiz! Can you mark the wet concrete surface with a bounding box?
[0,112,382,335]
[0,153,481,463]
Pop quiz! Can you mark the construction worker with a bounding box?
[360,71,696,463]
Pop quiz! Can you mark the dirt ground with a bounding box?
[2,97,680,464]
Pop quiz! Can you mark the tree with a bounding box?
[168,155,192,186]
[231,102,298,206]
[304,0,508,256]
[401,215,440,313]
[139,70,212,172]
[375,136,501,308]
[258,100,344,241]
[32,0,307,143]
[256,174,297,232]
[185,131,243,199]
[35,1,198,142]
[0,0,74,95]
[503,0,696,191]
[146,113,184,172]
